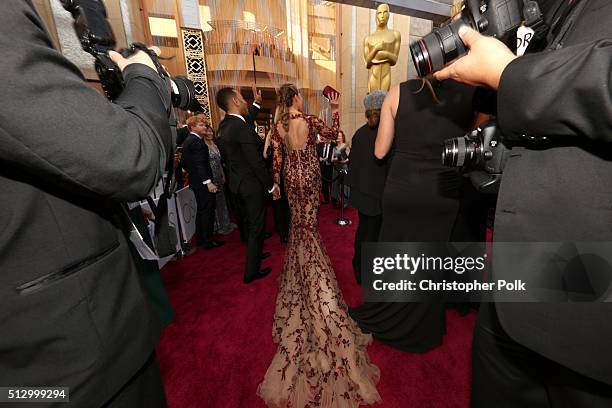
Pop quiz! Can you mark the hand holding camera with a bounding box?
[410,0,528,79]
[62,0,201,110]
[108,47,160,74]
[433,26,516,90]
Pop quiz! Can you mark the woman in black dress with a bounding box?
[349,79,475,353]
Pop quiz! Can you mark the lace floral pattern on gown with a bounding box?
[257,112,381,408]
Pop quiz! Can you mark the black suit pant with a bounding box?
[472,302,612,408]
[191,185,216,245]
[239,186,267,279]
[102,353,167,408]
[320,163,333,202]
[273,182,290,242]
[352,211,382,284]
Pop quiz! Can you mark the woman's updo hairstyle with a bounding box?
[278,83,299,132]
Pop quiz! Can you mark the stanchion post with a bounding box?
[334,169,351,226]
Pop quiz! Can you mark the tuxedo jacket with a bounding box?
[216,112,273,195]
[0,2,173,406]
[181,133,213,189]
[493,0,612,385]
[346,124,388,211]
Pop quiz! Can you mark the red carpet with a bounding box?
[157,205,476,407]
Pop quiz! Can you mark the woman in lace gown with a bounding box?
[257,84,380,408]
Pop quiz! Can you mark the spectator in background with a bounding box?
[331,130,350,208]
[203,123,237,235]
[316,136,335,204]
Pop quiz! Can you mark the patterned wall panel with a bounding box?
[181,28,213,125]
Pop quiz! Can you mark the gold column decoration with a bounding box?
[181,27,213,125]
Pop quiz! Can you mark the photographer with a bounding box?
[1,2,173,407]
[435,1,612,406]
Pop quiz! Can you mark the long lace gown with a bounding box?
[257,112,380,408]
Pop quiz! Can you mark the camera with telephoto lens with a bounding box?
[442,122,511,194]
[61,0,201,111]
[409,0,541,77]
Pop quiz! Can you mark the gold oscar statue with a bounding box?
[363,3,401,92]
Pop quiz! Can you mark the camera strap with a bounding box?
[522,1,549,40]
[522,0,584,53]
[122,112,178,261]
[546,0,587,50]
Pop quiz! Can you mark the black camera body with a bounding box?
[61,0,200,110]
[442,122,511,194]
[411,0,524,77]
[60,0,124,100]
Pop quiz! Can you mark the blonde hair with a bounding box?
[413,75,440,104]
[186,114,207,130]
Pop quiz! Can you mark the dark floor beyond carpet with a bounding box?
[157,204,476,407]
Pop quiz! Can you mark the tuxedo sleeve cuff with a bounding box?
[497,56,539,142]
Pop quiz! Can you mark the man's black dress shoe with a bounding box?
[263,232,272,240]
[260,252,271,260]
[243,267,272,283]
[203,240,225,249]
[321,199,330,205]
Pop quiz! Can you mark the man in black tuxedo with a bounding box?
[435,1,612,406]
[225,85,264,243]
[215,87,279,283]
[0,2,172,406]
[346,90,388,284]
[181,115,224,249]
[316,138,336,204]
